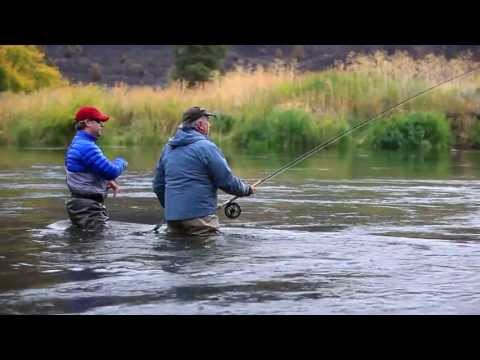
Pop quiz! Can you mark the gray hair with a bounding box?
[180,117,205,130]
[75,120,87,131]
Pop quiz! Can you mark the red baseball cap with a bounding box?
[75,106,110,122]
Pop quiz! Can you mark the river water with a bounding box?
[1,146,480,314]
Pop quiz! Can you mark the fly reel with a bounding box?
[224,202,242,219]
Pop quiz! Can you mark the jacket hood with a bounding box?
[168,128,208,148]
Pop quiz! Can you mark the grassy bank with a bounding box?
[1,52,480,152]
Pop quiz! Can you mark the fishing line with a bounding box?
[221,65,480,219]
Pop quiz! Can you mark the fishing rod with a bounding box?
[220,64,480,219]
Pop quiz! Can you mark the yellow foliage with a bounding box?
[0,45,66,93]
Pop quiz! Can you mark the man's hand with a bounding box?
[248,184,256,196]
[107,180,120,198]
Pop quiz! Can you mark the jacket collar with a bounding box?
[77,130,97,142]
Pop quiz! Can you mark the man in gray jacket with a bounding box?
[153,106,255,236]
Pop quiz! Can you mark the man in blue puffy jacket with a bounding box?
[153,106,255,236]
[65,106,128,229]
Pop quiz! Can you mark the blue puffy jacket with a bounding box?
[65,131,128,195]
[153,128,251,221]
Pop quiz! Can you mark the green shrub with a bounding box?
[366,112,453,152]
[0,130,7,145]
[232,109,350,153]
[212,114,236,135]
[15,126,33,147]
[37,121,74,146]
[469,120,480,149]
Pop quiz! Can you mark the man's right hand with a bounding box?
[107,180,120,198]
[248,185,256,196]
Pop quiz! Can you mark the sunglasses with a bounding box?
[89,119,104,126]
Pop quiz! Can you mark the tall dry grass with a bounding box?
[1,51,479,151]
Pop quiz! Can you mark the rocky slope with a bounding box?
[42,45,480,86]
